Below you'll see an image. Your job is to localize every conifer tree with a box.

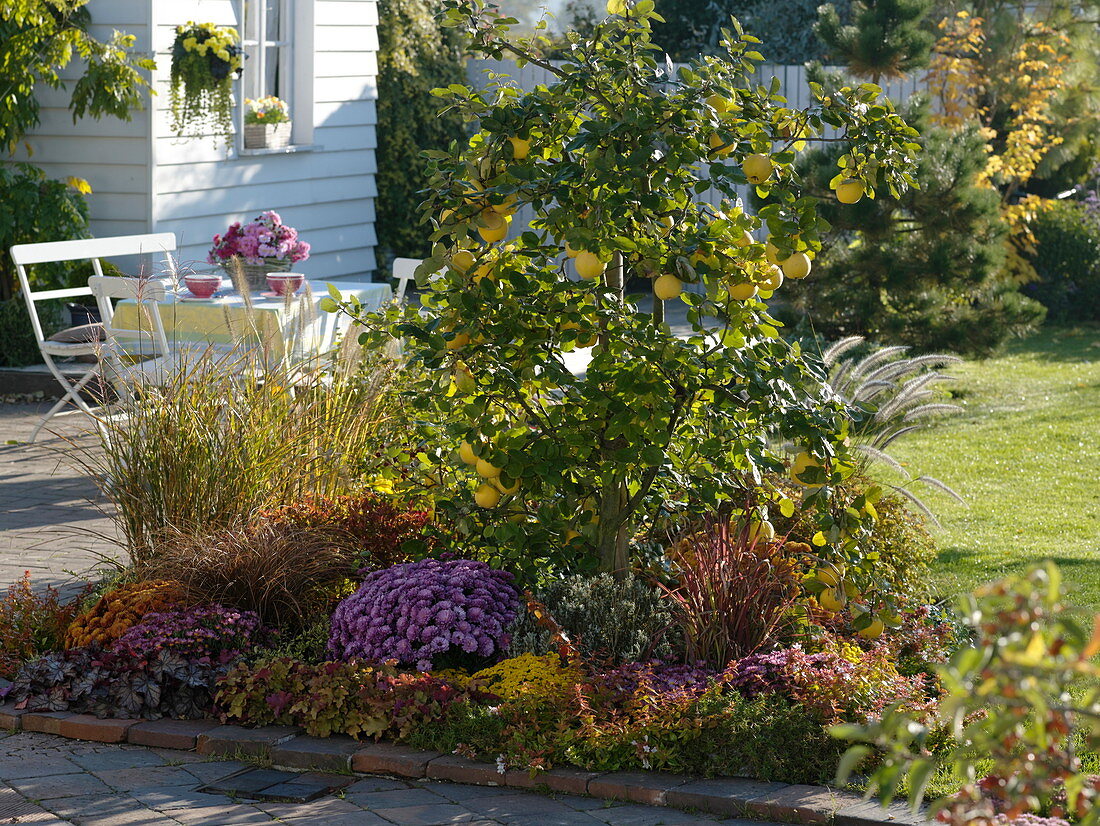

[815,0,935,82]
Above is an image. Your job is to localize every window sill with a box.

[236,143,321,158]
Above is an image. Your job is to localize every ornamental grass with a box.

[146,522,358,630]
[78,341,410,567]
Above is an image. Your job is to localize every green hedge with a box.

[374,0,466,267]
[1023,199,1100,322]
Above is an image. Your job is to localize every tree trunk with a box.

[596,482,630,575]
[596,251,630,576]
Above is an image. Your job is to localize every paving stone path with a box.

[0,403,121,594]
[0,730,770,826]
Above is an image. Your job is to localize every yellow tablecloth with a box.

[111,280,391,358]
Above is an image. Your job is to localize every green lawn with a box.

[883,325,1100,612]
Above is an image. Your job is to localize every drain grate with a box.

[198,767,354,803]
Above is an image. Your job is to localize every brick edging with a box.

[0,704,927,825]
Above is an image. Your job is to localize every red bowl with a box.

[184,274,222,298]
[267,273,305,296]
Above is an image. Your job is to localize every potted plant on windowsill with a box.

[208,211,311,292]
[244,96,292,149]
[169,21,244,145]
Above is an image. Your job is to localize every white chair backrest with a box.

[11,233,178,344]
[392,257,421,303]
[88,276,172,361]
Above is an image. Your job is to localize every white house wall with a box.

[13,6,152,241]
[151,0,379,279]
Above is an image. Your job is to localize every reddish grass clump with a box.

[660,520,802,667]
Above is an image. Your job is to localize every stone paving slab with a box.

[0,731,769,826]
[0,403,122,594]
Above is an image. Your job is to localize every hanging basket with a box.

[244,121,292,150]
[222,257,293,291]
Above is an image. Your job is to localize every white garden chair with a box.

[88,275,230,397]
[392,257,421,303]
[11,233,178,442]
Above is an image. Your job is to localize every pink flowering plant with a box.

[112,604,271,665]
[328,558,520,672]
[207,210,310,266]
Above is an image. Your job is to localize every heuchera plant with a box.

[208,210,310,266]
[2,647,226,720]
[328,558,520,671]
[112,604,270,665]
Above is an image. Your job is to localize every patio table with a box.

[111,279,391,359]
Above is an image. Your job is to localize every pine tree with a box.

[815,0,935,82]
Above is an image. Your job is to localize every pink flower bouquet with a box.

[208,210,310,267]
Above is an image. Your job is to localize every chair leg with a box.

[29,357,101,443]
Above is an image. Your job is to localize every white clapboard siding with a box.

[149,0,380,279]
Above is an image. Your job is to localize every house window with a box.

[242,0,292,104]
[238,0,315,149]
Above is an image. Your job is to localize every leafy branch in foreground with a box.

[834,563,1100,826]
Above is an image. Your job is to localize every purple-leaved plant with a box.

[112,604,270,665]
[328,559,520,671]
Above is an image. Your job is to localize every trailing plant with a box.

[506,573,680,664]
[0,572,90,680]
[660,520,802,666]
[146,523,359,630]
[111,604,271,665]
[64,580,187,649]
[216,657,464,739]
[78,346,410,562]
[836,564,1100,826]
[819,336,965,523]
[328,558,520,671]
[727,636,932,725]
[338,0,921,583]
[2,646,225,720]
[169,21,243,142]
[258,492,435,572]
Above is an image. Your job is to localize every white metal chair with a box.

[88,275,229,395]
[392,257,421,303]
[11,233,178,442]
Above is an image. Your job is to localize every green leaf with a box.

[833,744,872,785]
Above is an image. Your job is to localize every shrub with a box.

[1023,199,1100,322]
[469,654,582,701]
[3,647,225,720]
[328,559,520,671]
[660,521,802,666]
[79,347,411,564]
[0,572,90,679]
[64,580,186,649]
[506,573,680,664]
[375,0,466,261]
[146,524,359,630]
[112,604,270,665]
[258,492,434,572]
[216,657,464,739]
[727,637,931,724]
[775,473,937,599]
